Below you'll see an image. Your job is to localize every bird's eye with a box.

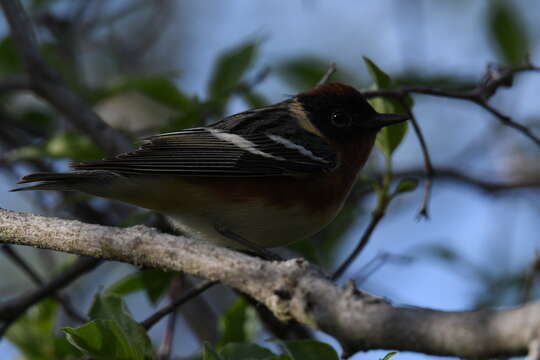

[330,111,351,127]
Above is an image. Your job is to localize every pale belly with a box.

[165,199,336,248]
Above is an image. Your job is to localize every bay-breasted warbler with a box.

[13,83,408,249]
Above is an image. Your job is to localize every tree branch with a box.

[362,63,540,147]
[142,280,217,330]
[1,208,540,358]
[0,75,31,92]
[1,244,86,323]
[0,255,99,337]
[393,167,540,193]
[0,0,132,155]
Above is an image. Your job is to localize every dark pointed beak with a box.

[364,112,409,129]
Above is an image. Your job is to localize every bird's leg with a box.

[214,224,282,261]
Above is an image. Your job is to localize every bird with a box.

[12,83,408,250]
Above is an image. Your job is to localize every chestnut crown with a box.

[296,83,408,141]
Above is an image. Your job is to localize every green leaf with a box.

[281,340,338,360]
[381,351,398,360]
[107,269,173,305]
[208,42,258,99]
[7,131,106,162]
[219,343,276,360]
[0,36,23,75]
[46,132,106,160]
[376,121,408,158]
[30,0,61,9]
[84,292,156,360]
[6,298,82,360]
[394,178,419,195]
[363,57,408,157]
[114,76,190,111]
[219,297,258,345]
[63,320,136,360]
[203,343,223,360]
[19,109,54,129]
[488,1,529,65]
[364,57,391,89]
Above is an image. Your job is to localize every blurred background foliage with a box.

[1,0,540,359]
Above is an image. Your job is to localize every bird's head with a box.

[295,83,409,143]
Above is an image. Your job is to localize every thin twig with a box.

[1,245,86,322]
[141,280,217,330]
[158,275,184,360]
[479,101,540,146]
[316,62,337,87]
[158,308,178,360]
[0,0,132,155]
[0,256,100,338]
[355,252,413,285]
[399,98,435,218]
[332,210,385,280]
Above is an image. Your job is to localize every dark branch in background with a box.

[0,0,132,155]
[0,244,85,323]
[141,280,217,330]
[362,62,540,147]
[0,1,139,336]
[0,256,100,338]
[0,75,30,92]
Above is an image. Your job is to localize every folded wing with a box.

[71,127,337,177]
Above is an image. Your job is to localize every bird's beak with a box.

[364,112,410,129]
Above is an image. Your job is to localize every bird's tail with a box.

[10,171,111,192]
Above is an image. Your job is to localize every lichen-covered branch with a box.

[1,208,539,358]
